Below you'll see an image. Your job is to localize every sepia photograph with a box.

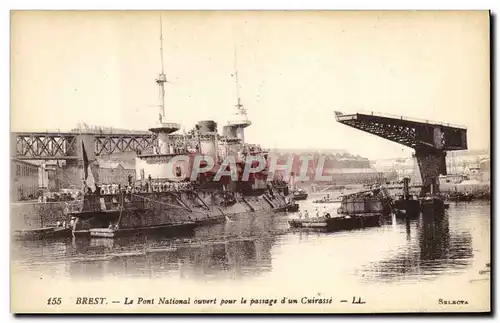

[9,10,491,314]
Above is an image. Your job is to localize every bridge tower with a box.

[148,15,180,154]
[334,112,468,196]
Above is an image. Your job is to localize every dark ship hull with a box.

[11,185,290,240]
[67,187,289,236]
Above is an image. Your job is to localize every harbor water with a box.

[11,194,491,312]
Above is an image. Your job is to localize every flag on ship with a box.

[82,141,96,192]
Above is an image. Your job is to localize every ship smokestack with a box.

[197,120,218,160]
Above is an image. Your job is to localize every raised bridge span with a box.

[334,111,468,196]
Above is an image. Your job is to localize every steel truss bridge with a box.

[12,131,158,160]
[12,131,239,161]
[334,111,468,196]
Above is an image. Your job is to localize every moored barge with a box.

[288,213,381,232]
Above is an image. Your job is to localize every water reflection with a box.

[61,237,276,281]
[11,213,283,282]
[11,202,489,287]
[361,212,474,283]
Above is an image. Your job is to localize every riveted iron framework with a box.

[94,133,157,156]
[334,112,468,196]
[13,132,158,160]
[14,132,78,160]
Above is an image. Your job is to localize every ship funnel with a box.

[197,120,218,134]
[197,120,218,159]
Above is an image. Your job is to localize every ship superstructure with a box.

[64,17,291,236]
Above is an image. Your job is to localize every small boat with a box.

[292,189,308,201]
[393,198,420,218]
[446,192,475,202]
[313,198,342,204]
[89,221,198,239]
[288,213,381,232]
[420,196,446,215]
[273,202,300,213]
[289,217,328,229]
[13,226,72,241]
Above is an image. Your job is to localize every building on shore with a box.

[44,161,63,192]
[479,158,490,182]
[97,160,135,185]
[11,159,39,201]
[22,160,64,193]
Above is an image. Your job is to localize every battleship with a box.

[12,19,292,240]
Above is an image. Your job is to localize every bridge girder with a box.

[335,112,468,196]
[12,132,158,160]
[335,112,467,151]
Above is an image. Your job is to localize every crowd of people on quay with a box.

[35,178,196,204]
[36,191,82,203]
[95,180,194,195]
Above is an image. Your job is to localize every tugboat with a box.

[392,177,420,218]
[292,188,308,201]
[419,183,446,216]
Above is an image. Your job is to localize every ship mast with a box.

[226,46,251,144]
[156,15,167,123]
[234,47,243,111]
[149,14,180,154]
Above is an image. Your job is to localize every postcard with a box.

[10,10,491,314]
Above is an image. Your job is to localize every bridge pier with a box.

[414,148,447,197]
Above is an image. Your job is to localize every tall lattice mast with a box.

[156,15,167,123]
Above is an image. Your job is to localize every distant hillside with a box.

[71,123,150,134]
[98,148,372,170]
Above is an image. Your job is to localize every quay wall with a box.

[11,201,68,231]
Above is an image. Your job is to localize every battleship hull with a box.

[11,188,289,239]
[72,189,289,233]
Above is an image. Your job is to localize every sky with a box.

[10,11,490,160]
